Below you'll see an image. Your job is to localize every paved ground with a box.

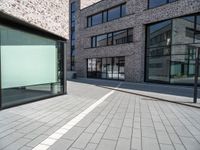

[70,78,200,107]
[0,80,200,150]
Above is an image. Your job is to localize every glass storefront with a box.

[0,23,66,108]
[87,57,125,80]
[146,14,200,85]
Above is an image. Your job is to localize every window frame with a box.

[87,3,126,28]
[148,0,177,9]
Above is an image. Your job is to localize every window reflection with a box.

[146,14,200,84]
[87,57,125,80]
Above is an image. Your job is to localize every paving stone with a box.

[72,133,93,149]
[3,138,30,150]
[103,127,120,140]
[0,132,24,149]
[62,127,85,140]
[142,137,160,150]
[96,139,116,150]
[19,146,33,150]
[131,137,141,150]
[26,135,48,147]
[180,136,200,150]
[85,122,101,133]
[90,132,103,144]
[48,139,73,150]
[84,143,97,150]
[160,144,175,150]
[116,138,130,150]
[120,126,132,139]
[157,131,172,145]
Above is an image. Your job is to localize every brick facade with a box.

[71,0,200,82]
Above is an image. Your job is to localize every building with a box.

[0,0,69,109]
[68,0,200,85]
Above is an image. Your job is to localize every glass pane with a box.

[102,58,107,78]
[128,28,133,42]
[147,20,171,48]
[108,33,113,46]
[92,13,102,26]
[71,2,76,12]
[149,0,167,8]
[87,17,92,27]
[96,58,102,78]
[147,47,170,57]
[0,24,64,107]
[91,37,96,48]
[121,4,126,17]
[146,56,170,82]
[103,11,107,23]
[113,58,119,79]
[96,34,107,47]
[113,30,127,45]
[107,58,113,79]
[108,6,121,21]
[119,57,125,74]
[195,16,200,43]
[172,16,195,45]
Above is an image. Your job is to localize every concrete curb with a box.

[99,86,200,109]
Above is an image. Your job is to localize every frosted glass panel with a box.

[0,25,58,89]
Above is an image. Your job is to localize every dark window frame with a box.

[148,0,177,9]
[91,28,133,48]
[145,13,200,86]
[87,3,126,28]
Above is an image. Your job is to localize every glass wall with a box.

[87,3,126,27]
[0,24,65,108]
[146,14,200,85]
[70,2,76,71]
[91,28,133,48]
[148,0,177,9]
[87,57,125,80]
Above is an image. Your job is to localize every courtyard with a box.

[0,80,199,150]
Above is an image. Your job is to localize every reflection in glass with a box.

[87,57,125,80]
[0,24,64,107]
[108,6,121,21]
[96,34,107,47]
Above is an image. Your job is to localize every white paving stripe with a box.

[32,83,121,150]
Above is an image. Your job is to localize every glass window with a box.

[121,4,126,17]
[91,36,96,48]
[147,56,170,82]
[147,20,172,48]
[103,11,108,23]
[92,13,102,26]
[96,34,107,47]
[0,24,65,107]
[195,16,200,43]
[113,30,128,45]
[108,6,121,21]
[128,28,133,42]
[87,57,125,80]
[149,0,177,8]
[87,17,92,27]
[71,2,76,12]
[172,16,195,45]
[87,3,126,27]
[146,14,200,85]
[149,0,167,8]
[108,33,113,46]
[102,58,107,79]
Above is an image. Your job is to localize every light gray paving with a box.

[0,81,200,150]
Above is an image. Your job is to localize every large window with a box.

[91,28,133,48]
[87,3,126,27]
[70,2,76,71]
[87,57,125,80]
[148,0,177,9]
[0,24,66,108]
[146,14,200,85]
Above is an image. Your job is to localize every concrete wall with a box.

[73,0,200,82]
[0,0,69,39]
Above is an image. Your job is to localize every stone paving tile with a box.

[96,139,117,150]
[1,81,200,150]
